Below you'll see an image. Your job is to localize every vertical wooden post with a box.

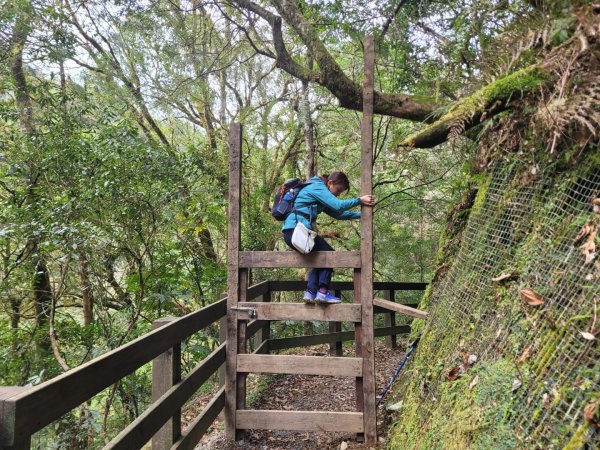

[151,317,181,450]
[0,387,30,450]
[360,34,376,444]
[329,289,343,356]
[225,123,242,440]
[353,269,364,426]
[384,290,397,348]
[236,269,248,440]
[254,289,271,354]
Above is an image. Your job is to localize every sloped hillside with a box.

[389,8,600,449]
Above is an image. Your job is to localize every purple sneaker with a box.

[315,291,341,304]
[303,290,316,304]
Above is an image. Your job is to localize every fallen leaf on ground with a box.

[340,441,348,450]
[469,375,480,390]
[492,272,516,283]
[512,379,522,392]
[580,228,597,265]
[574,223,594,243]
[520,288,544,306]
[583,401,599,425]
[592,198,600,214]
[517,346,532,363]
[580,331,596,341]
[445,366,461,381]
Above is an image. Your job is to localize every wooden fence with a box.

[0,280,425,450]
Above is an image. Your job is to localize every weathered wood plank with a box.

[268,325,411,351]
[360,34,376,444]
[373,298,428,320]
[170,387,225,450]
[1,299,226,443]
[238,251,361,268]
[225,122,242,439]
[268,280,427,292]
[237,354,362,377]
[107,344,225,450]
[234,302,361,322]
[236,410,364,432]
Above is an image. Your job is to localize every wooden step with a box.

[236,410,364,432]
[238,251,361,268]
[237,354,362,376]
[234,302,361,322]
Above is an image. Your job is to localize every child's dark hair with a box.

[319,171,350,193]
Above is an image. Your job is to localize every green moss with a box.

[402,66,549,147]
[562,422,589,450]
[390,359,520,450]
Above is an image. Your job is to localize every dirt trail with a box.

[185,340,408,449]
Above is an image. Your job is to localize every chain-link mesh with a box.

[391,152,599,449]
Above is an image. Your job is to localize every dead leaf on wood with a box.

[580,331,596,341]
[492,272,517,283]
[517,346,532,363]
[520,288,545,306]
[445,366,461,381]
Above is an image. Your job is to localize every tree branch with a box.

[228,0,442,121]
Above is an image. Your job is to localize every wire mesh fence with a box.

[391,154,599,449]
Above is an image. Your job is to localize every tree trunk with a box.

[80,252,94,325]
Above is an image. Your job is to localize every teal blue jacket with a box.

[282,176,361,231]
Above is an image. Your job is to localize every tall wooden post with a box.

[225,123,242,440]
[360,34,376,444]
[151,317,181,450]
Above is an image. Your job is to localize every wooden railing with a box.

[0,280,425,450]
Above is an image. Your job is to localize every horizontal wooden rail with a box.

[0,299,226,447]
[236,410,364,432]
[237,354,362,377]
[239,251,361,268]
[269,280,427,291]
[246,280,270,300]
[171,387,225,450]
[373,298,427,319]
[235,302,361,322]
[106,344,226,449]
[268,325,411,351]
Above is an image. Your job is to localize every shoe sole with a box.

[315,299,341,304]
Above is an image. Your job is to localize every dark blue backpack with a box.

[271,178,312,221]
